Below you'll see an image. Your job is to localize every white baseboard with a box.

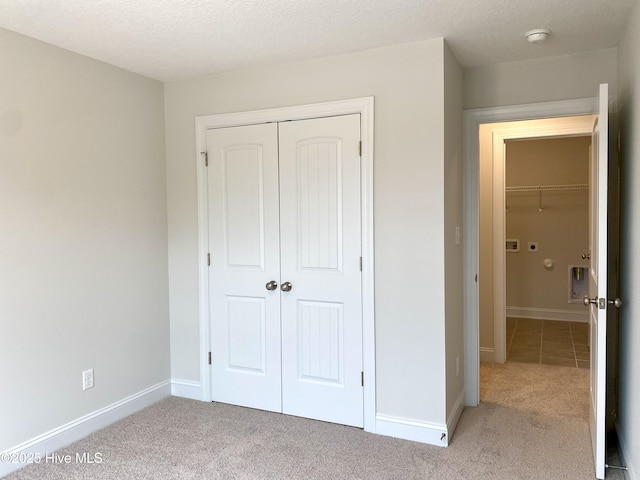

[446,389,465,442]
[480,347,494,362]
[170,379,203,401]
[506,306,588,323]
[616,422,637,480]
[375,414,449,447]
[0,380,171,478]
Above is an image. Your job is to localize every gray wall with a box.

[464,48,618,109]
[0,28,170,451]
[616,1,640,474]
[444,42,465,418]
[164,39,462,424]
[505,137,590,316]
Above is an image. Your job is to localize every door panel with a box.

[226,296,266,373]
[207,123,282,413]
[298,300,344,384]
[279,115,363,427]
[223,147,266,268]
[296,139,342,271]
[588,84,609,480]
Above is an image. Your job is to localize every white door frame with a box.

[194,97,376,432]
[463,97,597,406]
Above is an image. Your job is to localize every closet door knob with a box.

[281,282,293,292]
[265,281,278,291]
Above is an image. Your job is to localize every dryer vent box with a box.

[506,239,520,253]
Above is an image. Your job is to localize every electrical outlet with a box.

[456,356,460,377]
[82,369,94,391]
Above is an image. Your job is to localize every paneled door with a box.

[587,86,607,479]
[207,115,364,427]
[279,115,363,427]
[586,83,619,480]
[207,123,282,413]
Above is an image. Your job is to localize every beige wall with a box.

[0,28,169,450]
[617,1,640,474]
[464,48,618,110]
[165,40,461,424]
[478,117,594,353]
[505,137,590,315]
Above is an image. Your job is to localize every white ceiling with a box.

[0,0,635,82]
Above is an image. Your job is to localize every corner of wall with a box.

[617,420,639,480]
[443,37,465,422]
[0,382,170,478]
[170,379,204,401]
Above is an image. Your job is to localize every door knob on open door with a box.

[582,253,591,260]
[281,282,292,292]
[583,296,598,306]
[265,280,278,291]
[608,298,623,308]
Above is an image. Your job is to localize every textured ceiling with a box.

[0,0,635,82]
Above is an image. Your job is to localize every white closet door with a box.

[207,123,282,413]
[278,114,364,427]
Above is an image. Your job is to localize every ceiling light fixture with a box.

[525,28,551,44]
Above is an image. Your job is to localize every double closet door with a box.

[206,114,364,428]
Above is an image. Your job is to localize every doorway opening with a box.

[486,131,593,368]
[478,115,596,367]
[194,97,377,433]
[464,90,619,480]
[476,118,595,424]
[462,98,599,408]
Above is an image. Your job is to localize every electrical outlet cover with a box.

[83,369,94,390]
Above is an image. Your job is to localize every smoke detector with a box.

[525,29,551,43]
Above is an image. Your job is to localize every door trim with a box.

[194,97,376,432]
[463,97,597,407]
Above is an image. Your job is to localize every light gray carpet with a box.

[6,362,625,479]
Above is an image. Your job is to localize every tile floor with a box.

[506,317,590,369]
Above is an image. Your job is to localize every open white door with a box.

[587,83,608,480]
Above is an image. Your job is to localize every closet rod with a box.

[506,183,589,193]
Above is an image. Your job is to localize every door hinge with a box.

[361,371,364,387]
[201,151,208,167]
[208,352,212,365]
[359,141,362,157]
[359,257,363,271]
[207,253,210,266]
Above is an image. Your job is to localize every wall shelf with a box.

[506,183,589,193]
[505,184,589,212]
